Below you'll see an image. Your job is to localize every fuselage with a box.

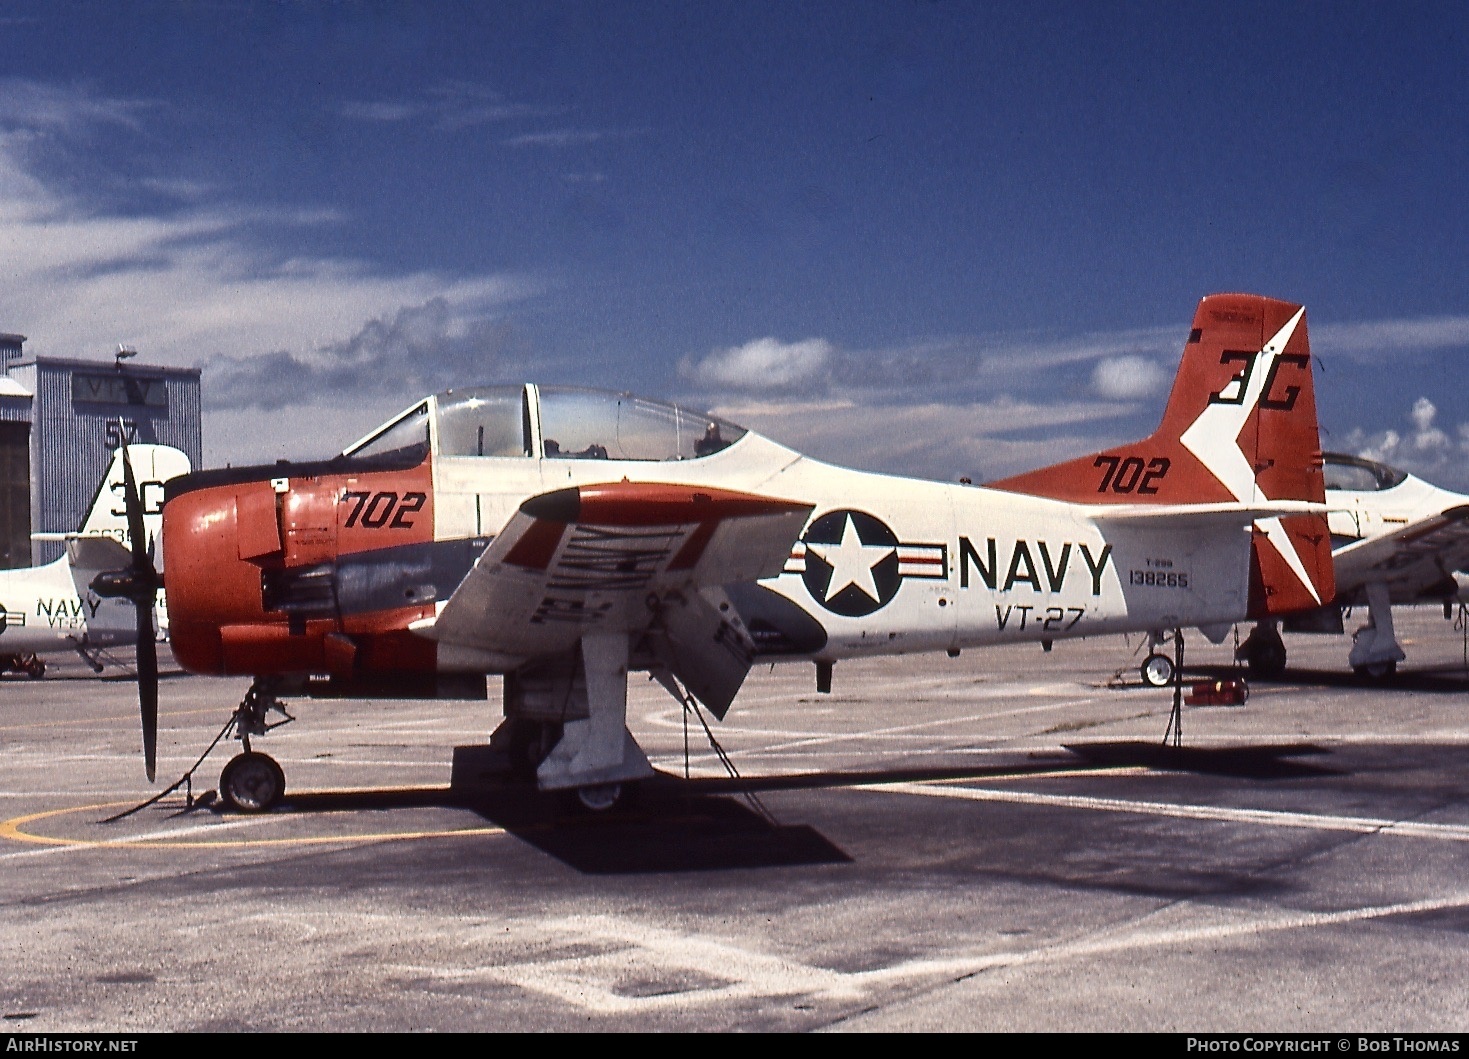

[1322,451,1469,606]
[1325,457,1468,544]
[0,554,137,654]
[162,384,1255,679]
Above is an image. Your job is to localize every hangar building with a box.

[0,332,203,568]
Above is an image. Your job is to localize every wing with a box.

[412,482,813,713]
[1331,504,1469,604]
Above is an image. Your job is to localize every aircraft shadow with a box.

[1061,740,1342,779]
[476,778,852,875]
[1183,662,1469,693]
[274,749,1173,875]
[223,777,849,875]
[182,744,1340,872]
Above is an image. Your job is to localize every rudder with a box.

[988,292,1333,614]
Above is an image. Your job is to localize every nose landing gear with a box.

[217,681,295,813]
[219,751,286,813]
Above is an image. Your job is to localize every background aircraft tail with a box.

[76,444,192,570]
[988,293,1333,617]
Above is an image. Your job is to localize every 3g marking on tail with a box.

[1208,349,1310,411]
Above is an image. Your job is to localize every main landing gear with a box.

[485,633,654,814]
[217,681,294,813]
[1347,581,1405,682]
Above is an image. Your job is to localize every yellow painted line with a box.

[0,797,508,849]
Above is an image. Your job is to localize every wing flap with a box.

[647,586,756,720]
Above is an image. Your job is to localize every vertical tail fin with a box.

[77,444,193,571]
[988,292,1333,615]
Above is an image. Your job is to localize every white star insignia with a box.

[806,514,894,603]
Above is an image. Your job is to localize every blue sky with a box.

[1,1,1467,487]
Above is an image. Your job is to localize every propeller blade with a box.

[114,423,161,783]
[117,427,149,569]
[137,603,158,783]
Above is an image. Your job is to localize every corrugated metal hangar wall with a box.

[0,334,203,567]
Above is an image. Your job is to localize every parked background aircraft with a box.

[103,292,1331,813]
[0,444,190,677]
[1245,451,1469,679]
[1129,451,1469,686]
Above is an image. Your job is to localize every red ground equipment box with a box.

[1184,678,1249,706]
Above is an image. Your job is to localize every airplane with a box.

[99,291,1333,814]
[0,444,191,678]
[1225,451,1469,683]
[1125,451,1469,687]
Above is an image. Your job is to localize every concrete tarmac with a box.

[2,610,1467,1032]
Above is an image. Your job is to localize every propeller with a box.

[89,429,162,782]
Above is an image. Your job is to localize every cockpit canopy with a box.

[341,384,747,463]
[1323,451,1409,492]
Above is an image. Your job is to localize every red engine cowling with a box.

[163,454,438,677]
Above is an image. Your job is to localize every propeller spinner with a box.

[89,429,163,781]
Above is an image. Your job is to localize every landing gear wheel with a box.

[574,782,623,813]
[23,658,44,679]
[1140,653,1175,687]
[219,752,285,813]
[1353,660,1398,682]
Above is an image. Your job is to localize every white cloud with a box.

[337,81,557,131]
[1090,355,1168,400]
[1313,316,1469,361]
[0,79,538,464]
[505,129,611,148]
[711,396,1127,481]
[679,337,834,392]
[0,77,154,132]
[677,325,1186,477]
[206,295,520,411]
[779,325,1183,406]
[1340,396,1469,490]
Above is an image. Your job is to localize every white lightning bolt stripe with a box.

[1255,515,1320,604]
[1178,306,1320,605]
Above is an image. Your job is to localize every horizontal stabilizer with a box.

[1090,500,1328,527]
[65,536,133,572]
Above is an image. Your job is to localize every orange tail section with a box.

[988,293,1333,617]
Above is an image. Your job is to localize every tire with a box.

[23,658,44,679]
[1140,653,1175,687]
[574,782,622,813]
[1353,660,1397,682]
[219,752,286,813]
